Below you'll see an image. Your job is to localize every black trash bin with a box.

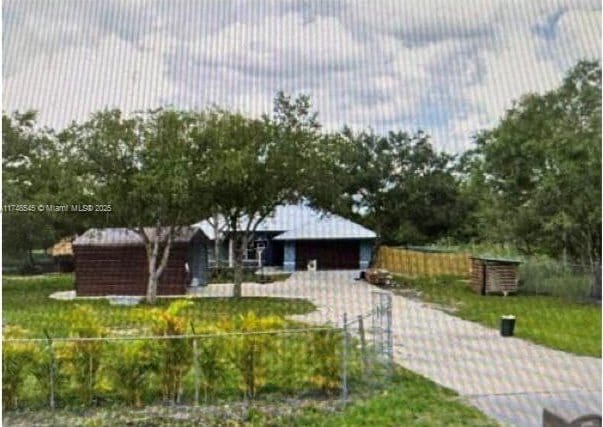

[500,315,516,337]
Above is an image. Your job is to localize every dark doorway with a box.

[295,240,359,270]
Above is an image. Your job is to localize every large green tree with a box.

[470,60,601,264]
[335,128,470,246]
[194,92,335,297]
[65,108,212,303]
[1,112,84,267]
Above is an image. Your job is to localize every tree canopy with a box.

[3,59,600,284]
[467,60,601,264]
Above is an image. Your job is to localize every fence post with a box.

[43,330,56,410]
[341,312,349,405]
[191,323,200,406]
[358,315,368,379]
[386,294,394,378]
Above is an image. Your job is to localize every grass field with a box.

[392,274,601,357]
[283,368,498,427]
[2,274,314,337]
[2,274,501,426]
[2,368,498,427]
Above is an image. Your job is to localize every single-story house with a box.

[73,204,375,296]
[73,227,208,296]
[194,203,376,272]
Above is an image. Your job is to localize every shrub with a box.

[150,300,194,404]
[191,325,229,403]
[29,339,70,409]
[106,340,159,407]
[263,334,308,393]
[61,305,107,406]
[2,325,35,410]
[223,311,285,399]
[306,329,342,395]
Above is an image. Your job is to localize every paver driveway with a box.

[190,270,602,427]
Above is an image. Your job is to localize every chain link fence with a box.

[2,292,394,424]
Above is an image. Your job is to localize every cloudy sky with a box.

[3,0,601,152]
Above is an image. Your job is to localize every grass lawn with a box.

[2,368,498,427]
[2,274,314,337]
[280,368,498,427]
[392,274,601,357]
[2,274,500,426]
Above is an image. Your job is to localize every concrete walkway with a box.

[190,271,602,427]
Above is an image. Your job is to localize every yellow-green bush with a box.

[191,324,229,403]
[29,340,70,409]
[2,325,35,410]
[150,300,194,403]
[223,311,285,399]
[106,340,160,407]
[61,305,107,405]
[306,329,342,395]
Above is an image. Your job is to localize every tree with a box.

[2,112,77,268]
[65,109,212,303]
[335,128,470,247]
[194,93,333,297]
[471,60,601,264]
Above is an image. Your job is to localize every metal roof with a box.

[73,227,205,246]
[193,204,376,241]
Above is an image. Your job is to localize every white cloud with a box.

[2,0,601,153]
[554,8,601,67]
[4,32,174,127]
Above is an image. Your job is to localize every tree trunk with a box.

[211,212,222,269]
[146,272,159,304]
[144,229,174,304]
[233,235,246,298]
[214,237,221,270]
[26,237,35,268]
[233,249,244,298]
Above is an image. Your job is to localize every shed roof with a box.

[73,227,205,246]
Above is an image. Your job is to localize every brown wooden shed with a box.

[470,256,521,296]
[73,227,208,296]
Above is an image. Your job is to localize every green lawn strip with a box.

[258,368,499,427]
[2,274,314,338]
[1,369,499,427]
[392,274,601,357]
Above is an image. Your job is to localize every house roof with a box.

[272,213,376,240]
[193,204,376,241]
[73,227,206,246]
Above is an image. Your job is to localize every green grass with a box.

[2,368,499,427]
[279,368,498,427]
[392,274,601,357]
[2,274,314,338]
[2,274,500,426]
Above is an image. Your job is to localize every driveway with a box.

[224,270,601,427]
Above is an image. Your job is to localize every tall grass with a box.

[519,259,594,300]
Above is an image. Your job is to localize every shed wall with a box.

[470,258,519,295]
[74,244,189,296]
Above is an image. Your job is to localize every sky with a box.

[3,0,601,152]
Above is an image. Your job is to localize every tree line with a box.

[3,60,601,301]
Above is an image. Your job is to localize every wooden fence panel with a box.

[375,246,471,277]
